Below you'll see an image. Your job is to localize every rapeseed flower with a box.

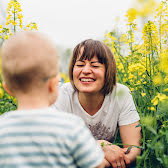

[141,92,146,97]
[153,73,164,85]
[135,0,157,17]
[26,22,38,31]
[142,21,159,55]
[60,73,69,83]
[6,0,23,32]
[151,93,167,106]
[0,87,4,98]
[150,106,156,111]
[105,1,168,167]
[126,8,137,23]
[160,49,168,73]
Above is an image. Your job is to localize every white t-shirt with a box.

[53,82,140,143]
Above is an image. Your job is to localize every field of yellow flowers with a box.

[105,0,168,167]
[0,0,167,167]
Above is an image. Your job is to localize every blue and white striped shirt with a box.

[0,107,104,168]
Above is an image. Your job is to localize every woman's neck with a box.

[78,92,105,116]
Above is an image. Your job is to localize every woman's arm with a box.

[119,121,142,165]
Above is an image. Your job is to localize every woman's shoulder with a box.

[59,82,75,94]
[110,83,131,99]
[116,83,130,92]
[111,83,130,93]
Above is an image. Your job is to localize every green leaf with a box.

[126,146,133,154]
[136,123,142,128]
[101,142,105,147]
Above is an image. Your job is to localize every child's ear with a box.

[48,77,58,93]
[2,82,15,96]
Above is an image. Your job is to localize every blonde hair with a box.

[1,31,58,93]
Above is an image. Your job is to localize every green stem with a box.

[136,133,163,167]
[101,142,143,149]
[159,13,162,51]
[14,6,16,33]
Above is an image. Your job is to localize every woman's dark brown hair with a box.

[69,39,117,95]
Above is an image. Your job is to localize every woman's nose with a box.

[82,64,92,74]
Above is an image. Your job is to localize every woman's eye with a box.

[76,64,84,67]
[92,65,99,68]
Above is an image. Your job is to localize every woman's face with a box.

[73,49,105,95]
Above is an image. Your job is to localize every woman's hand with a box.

[97,140,127,168]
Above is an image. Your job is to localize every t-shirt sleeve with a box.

[70,118,104,168]
[118,86,140,126]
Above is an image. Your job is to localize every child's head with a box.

[1,31,59,105]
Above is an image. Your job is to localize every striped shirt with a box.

[0,107,104,168]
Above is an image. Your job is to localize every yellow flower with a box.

[126,8,137,23]
[13,98,17,104]
[153,73,163,85]
[150,107,156,111]
[142,75,146,78]
[151,96,159,106]
[111,36,117,41]
[160,50,168,74]
[6,0,23,31]
[141,92,146,97]
[26,22,38,31]
[0,88,4,98]
[123,78,127,83]
[151,93,167,106]
[118,63,124,71]
[12,20,17,26]
[163,88,168,92]
[159,94,167,102]
[4,35,9,40]
[60,73,69,83]
[136,0,156,17]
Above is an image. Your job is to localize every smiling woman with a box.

[53,39,141,168]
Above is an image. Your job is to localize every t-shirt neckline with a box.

[74,91,108,118]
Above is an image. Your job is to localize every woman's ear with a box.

[2,82,15,96]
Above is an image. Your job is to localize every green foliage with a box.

[0,76,17,114]
[105,0,168,167]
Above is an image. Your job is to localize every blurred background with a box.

[1,0,158,74]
